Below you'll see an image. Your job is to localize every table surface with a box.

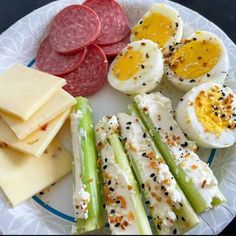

[0,0,235,235]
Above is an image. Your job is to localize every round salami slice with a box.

[101,31,130,57]
[83,0,130,45]
[49,5,101,54]
[63,44,108,97]
[36,37,86,76]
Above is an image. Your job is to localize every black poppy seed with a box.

[108,180,111,185]
[222,92,226,96]
[215,112,219,116]
[126,121,131,125]
[111,209,115,214]
[175,22,179,27]
[109,187,114,192]
[39,191,44,195]
[158,127,161,131]
[170,126,173,131]
[139,20,143,24]
[124,137,127,142]
[180,98,183,102]
[142,152,146,157]
[145,200,150,205]
[141,64,145,69]
[116,200,120,204]
[114,223,120,227]
[233,114,236,117]
[173,228,177,234]
[126,126,130,130]
[150,173,155,178]
[171,177,174,179]
[190,79,196,83]
[223,84,227,88]
[142,83,146,86]
[103,204,106,208]
[153,176,157,182]
[157,224,161,231]
[143,133,147,138]
[193,38,197,41]
[221,114,226,118]
[164,192,169,196]
[141,42,146,46]
[161,186,165,190]
[218,97,223,101]
[181,142,188,148]
[103,165,107,170]
[141,183,145,189]
[179,202,183,207]
[105,158,108,163]
[207,73,210,77]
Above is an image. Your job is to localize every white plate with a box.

[0,0,236,234]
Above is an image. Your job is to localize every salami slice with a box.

[101,31,130,57]
[36,37,86,76]
[63,44,108,97]
[49,5,101,54]
[83,0,130,45]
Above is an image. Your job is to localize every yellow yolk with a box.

[170,40,221,79]
[194,86,235,136]
[112,48,144,81]
[132,13,175,48]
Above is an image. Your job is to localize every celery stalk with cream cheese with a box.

[117,112,199,234]
[131,92,225,214]
[95,115,152,235]
[71,97,104,234]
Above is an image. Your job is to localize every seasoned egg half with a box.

[108,39,164,94]
[176,82,236,148]
[165,31,229,91]
[131,3,183,52]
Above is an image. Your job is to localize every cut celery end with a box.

[127,104,199,234]
[73,97,104,234]
[129,102,211,214]
[108,133,153,235]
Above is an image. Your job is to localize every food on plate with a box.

[36,37,87,76]
[131,3,183,52]
[108,39,164,94]
[0,89,76,140]
[83,0,130,46]
[63,44,108,97]
[176,83,236,148]
[132,92,225,214]
[101,31,130,57]
[165,31,229,91]
[95,115,152,235]
[0,138,72,207]
[0,64,66,120]
[49,5,101,54]
[117,113,199,234]
[0,109,70,158]
[70,97,103,234]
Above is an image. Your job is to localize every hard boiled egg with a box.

[108,39,164,94]
[131,3,183,52]
[165,31,229,91]
[176,82,236,148]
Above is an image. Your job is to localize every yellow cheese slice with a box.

[0,138,72,207]
[0,64,66,121]
[0,89,76,139]
[0,109,70,157]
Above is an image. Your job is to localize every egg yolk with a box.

[132,13,175,48]
[112,48,144,81]
[194,86,235,136]
[170,39,221,79]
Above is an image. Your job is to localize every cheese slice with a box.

[0,138,72,207]
[0,64,66,121]
[0,109,70,157]
[0,89,76,139]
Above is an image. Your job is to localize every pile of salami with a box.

[36,0,130,97]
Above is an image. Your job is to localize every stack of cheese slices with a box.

[0,64,76,207]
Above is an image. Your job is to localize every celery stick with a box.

[95,116,152,235]
[129,102,219,214]
[71,97,104,234]
[119,111,199,234]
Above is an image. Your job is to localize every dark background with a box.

[0,0,235,234]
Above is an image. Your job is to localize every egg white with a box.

[108,39,164,95]
[165,31,229,92]
[130,3,183,53]
[176,82,236,148]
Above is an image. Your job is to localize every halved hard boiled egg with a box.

[108,39,164,94]
[165,31,229,91]
[131,3,183,52]
[176,82,236,148]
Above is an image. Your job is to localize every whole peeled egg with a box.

[108,39,164,94]
[176,82,236,148]
[165,31,229,91]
